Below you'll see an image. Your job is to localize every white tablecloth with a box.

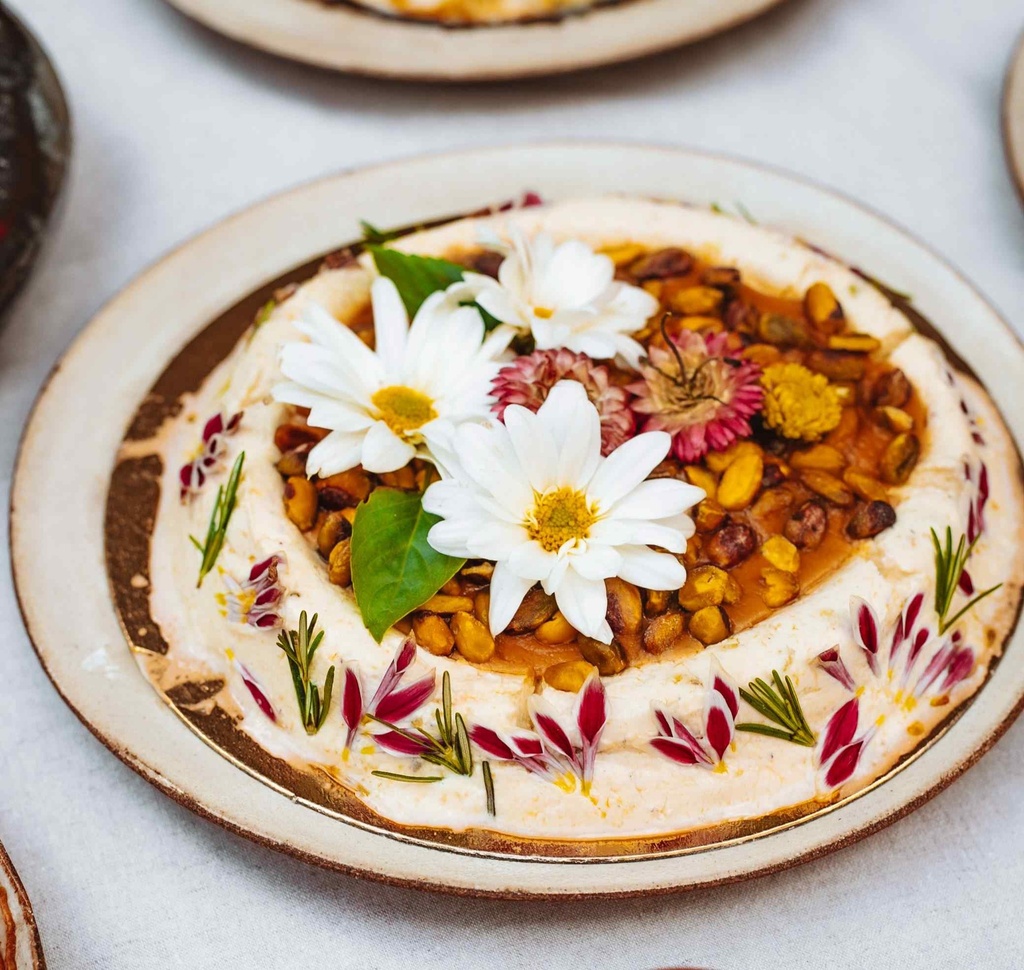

[3,0,1024,966]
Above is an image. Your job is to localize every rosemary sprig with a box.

[189,451,244,587]
[931,527,1002,635]
[276,611,335,735]
[736,670,816,747]
[371,770,443,784]
[482,761,495,817]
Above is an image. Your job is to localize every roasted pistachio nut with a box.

[669,286,724,317]
[275,449,308,478]
[413,613,455,657]
[757,313,812,348]
[761,462,789,489]
[706,521,757,569]
[751,486,797,523]
[717,450,764,511]
[784,500,828,549]
[630,247,693,280]
[679,565,740,612]
[644,589,672,616]
[804,282,845,333]
[761,535,800,573]
[420,593,475,614]
[761,567,799,608]
[706,440,762,474]
[880,433,921,485]
[316,468,372,506]
[876,406,914,433]
[328,538,352,586]
[507,587,558,633]
[317,510,352,558]
[274,422,326,453]
[827,333,881,353]
[800,469,855,507]
[450,612,497,663]
[683,464,718,500]
[790,444,845,474]
[689,606,731,645]
[544,660,597,693]
[847,500,897,539]
[806,349,866,383]
[695,499,727,533]
[577,636,628,676]
[843,469,888,503]
[535,612,577,644]
[473,590,490,626]
[702,266,742,288]
[460,561,495,585]
[643,612,687,654]
[605,578,643,638]
[871,368,912,408]
[283,476,318,531]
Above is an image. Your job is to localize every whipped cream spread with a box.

[145,199,1024,842]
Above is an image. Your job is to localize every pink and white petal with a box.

[488,561,537,636]
[306,431,365,478]
[609,479,705,521]
[554,568,611,642]
[587,431,672,508]
[360,421,417,473]
[614,545,686,590]
[703,692,734,762]
[369,277,410,375]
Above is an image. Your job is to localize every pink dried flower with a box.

[651,661,737,768]
[490,348,634,456]
[340,638,435,753]
[628,331,763,462]
[818,697,873,789]
[220,554,286,629]
[179,411,242,501]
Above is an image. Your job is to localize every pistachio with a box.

[761,462,788,489]
[876,406,914,433]
[413,613,455,656]
[440,577,463,596]
[827,333,881,353]
[880,433,920,485]
[606,578,643,639]
[761,567,799,608]
[717,450,764,511]
[316,468,371,506]
[274,422,327,453]
[378,466,417,489]
[757,313,812,348]
[601,243,647,267]
[784,500,828,549]
[695,499,727,533]
[275,449,308,478]
[543,660,597,692]
[705,521,757,569]
[761,535,800,573]
[328,538,352,586]
[450,612,496,663]
[871,368,911,408]
[463,249,503,278]
[827,407,860,444]
[643,612,686,654]
[473,590,490,626]
[790,444,846,474]
[630,247,693,280]
[804,282,845,334]
[706,440,762,474]
[724,299,759,333]
[535,612,577,644]
[284,476,318,531]
[702,266,742,288]
[460,561,495,584]
[689,606,731,645]
[577,636,628,676]
[682,534,703,568]
[800,469,855,507]
[751,486,797,528]
[683,464,718,501]
[806,349,866,383]
[420,593,475,614]
[679,565,740,611]
[742,343,782,368]
[843,469,888,503]
[507,587,558,633]
[678,315,724,334]
[317,510,352,558]
[847,500,897,539]
[669,286,724,317]
[644,589,672,616]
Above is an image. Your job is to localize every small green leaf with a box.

[350,488,465,642]
[360,220,403,245]
[367,245,466,318]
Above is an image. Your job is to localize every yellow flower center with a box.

[371,385,437,437]
[525,487,597,552]
[760,362,842,442]
[533,306,555,319]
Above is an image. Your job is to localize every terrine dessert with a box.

[134,196,1024,845]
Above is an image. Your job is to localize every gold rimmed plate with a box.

[0,841,45,970]
[159,0,789,81]
[11,143,1024,898]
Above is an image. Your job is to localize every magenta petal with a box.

[941,648,975,692]
[815,647,856,691]
[203,413,224,441]
[915,641,955,697]
[374,673,435,723]
[712,673,739,719]
[824,740,866,788]
[509,734,545,759]
[651,737,703,766]
[820,698,859,765]
[373,730,429,756]
[958,570,975,596]
[851,596,880,674]
[238,664,276,722]
[342,668,363,735]
[576,675,607,748]
[533,712,576,762]
[704,693,734,762]
[469,725,515,760]
[394,637,416,674]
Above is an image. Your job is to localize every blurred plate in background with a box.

[0,840,45,970]
[1003,30,1024,207]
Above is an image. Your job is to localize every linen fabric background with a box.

[2,0,1023,966]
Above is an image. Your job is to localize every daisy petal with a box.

[587,431,672,508]
[555,568,611,642]
[360,421,416,473]
[616,546,686,590]
[369,277,410,374]
[488,562,537,636]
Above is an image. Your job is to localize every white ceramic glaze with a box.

[11,144,1024,897]
[158,0,786,80]
[1003,31,1024,207]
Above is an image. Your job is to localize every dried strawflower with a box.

[490,348,634,455]
[760,362,841,442]
[628,328,763,463]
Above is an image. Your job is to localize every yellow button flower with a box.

[761,362,842,441]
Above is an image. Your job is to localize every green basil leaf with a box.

[360,220,403,245]
[367,245,466,318]
[350,488,465,643]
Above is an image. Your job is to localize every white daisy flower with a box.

[461,232,658,369]
[273,277,511,477]
[422,381,704,644]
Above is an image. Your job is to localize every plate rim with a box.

[0,840,46,970]
[158,0,790,81]
[10,140,1024,899]
[1001,27,1024,209]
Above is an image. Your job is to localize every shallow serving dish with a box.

[11,143,1024,897]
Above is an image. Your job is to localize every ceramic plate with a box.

[11,144,1024,898]
[0,5,71,319]
[160,0,787,80]
[0,841,45,970]
[1003,30,1024,208]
